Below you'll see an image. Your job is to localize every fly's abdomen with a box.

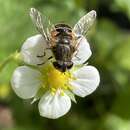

[53,44,71,62]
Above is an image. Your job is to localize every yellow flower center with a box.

[40,63,73,94]
[48,68,68,89]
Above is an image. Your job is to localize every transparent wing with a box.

[30,8,53,41]
[73,10,96,36]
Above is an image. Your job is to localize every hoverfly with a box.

[30,8,96,72]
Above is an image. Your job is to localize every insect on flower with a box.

[11,8,100,119]
[30,8,96,72]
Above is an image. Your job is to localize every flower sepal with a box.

[31,87,47,104]
[64,90,77,103]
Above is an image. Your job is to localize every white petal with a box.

[70,66,100,97]
[38,90,71,119]
[21,34,53,65]
[72,36,92,65]
[11,66,42,99]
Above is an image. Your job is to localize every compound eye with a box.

[67,29,72,33]
[56,28,62,32]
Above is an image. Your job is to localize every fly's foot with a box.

[37,56,53,66]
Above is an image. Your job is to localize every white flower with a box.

[11,34,100,119]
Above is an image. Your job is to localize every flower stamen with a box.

[41,64,72,94]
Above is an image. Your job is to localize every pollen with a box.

[47,66,69,89]
[40,64,72,93]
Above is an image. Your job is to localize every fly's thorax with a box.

[50,23,73,45]
[55,35,72,45]
[52,43,74,62]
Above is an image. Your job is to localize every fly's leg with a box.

[73,49,81,61]
[37,51,46,65]
[37,62,45,65]
[75,53,81,61]
[37,51,46,58]
[48,56,53,60]
[37,56,53,65]
[36,46,52,58]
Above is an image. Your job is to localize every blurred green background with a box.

[0,0,130,130]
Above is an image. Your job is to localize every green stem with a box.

[0,52,20,72]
